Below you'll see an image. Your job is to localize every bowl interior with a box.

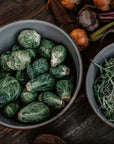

[86,43,114,128]
[0,20,82,129]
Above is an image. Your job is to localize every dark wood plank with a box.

[0,0,114,144]
[47,0,77,34]
[34,134,67,144]
[0,0,56,27]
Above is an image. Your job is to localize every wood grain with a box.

[48,0,77,34]
[0,0,56,27]
[0,0,114,144]
[34,134,67,144]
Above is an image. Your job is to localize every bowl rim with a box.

[86,43,114,128]
[0,20,83,129]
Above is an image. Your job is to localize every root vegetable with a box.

[77,7,99,31]
[60,0,81,10]
[93,0,112,11]
[70,28,89,51]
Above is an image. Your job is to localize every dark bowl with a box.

[0,20,83,129]
[86,43,114,128]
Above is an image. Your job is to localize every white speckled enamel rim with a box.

[0,20,83,129]
[86,43,114,128]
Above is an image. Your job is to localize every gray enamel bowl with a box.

[0,20,83,129]
[86,43,114,128]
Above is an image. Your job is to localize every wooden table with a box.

[0,0,114,144]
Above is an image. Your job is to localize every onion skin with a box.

[93,0,112,11]
[70,28,89,51]
[60,0,81,10]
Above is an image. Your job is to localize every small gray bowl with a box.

[0,20,83,129]
[86,43,114,128]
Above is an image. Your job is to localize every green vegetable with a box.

[0,51,11,71]
[27,49,37,59]
[38,39,55,59]
[51,45,67,67]
[0,28,75,124]
[27,58,49,79]
[18,102,50,123]
[26,73,55,92]
[12,45,37,59]
[18,30,41,49]
[93,58,114,122]
[39,92,65,110]
[0,76,21,108]
[3,102,19,118]
[7,50,31,71]
[16,70,29,86]
[90,22,114,42]
[56,80,73,102]
[12,45,21,51]
[63,74,74,82]
[49,64,70,79]
[20,88,37,104]
[0,71,11,80]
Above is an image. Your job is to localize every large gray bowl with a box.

[86,43,114,128]
[0,20,83,129]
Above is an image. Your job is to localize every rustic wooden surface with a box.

[34,134,67,144]
[0,0,114,144]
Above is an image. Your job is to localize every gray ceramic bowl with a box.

[0,20,83,129]
[86,43,114,128]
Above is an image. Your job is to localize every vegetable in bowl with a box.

[50,45,67,67]
[18,102,51,123]
[0,76,21,108]
[56,80,74,102]
[27,58,49,79]
[3,102,19,118]
[16,70,29,86]
[38,39,55,59]
[93,58,114,122]
[0,28,75,124]
[39,92,65,110]
[7,50,31,71]
[26,73,56,92]
[18,30,41,49]
[0,51,11,71]
[20,88,37,104]
[49,64,70,79]
[86,43,114,128]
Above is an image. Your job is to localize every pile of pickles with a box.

[0,29,74,123]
